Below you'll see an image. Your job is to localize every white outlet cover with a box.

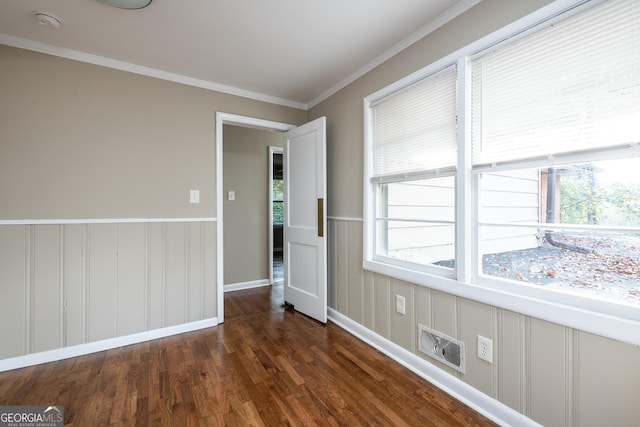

[477,335,493,363]
[395,295,406,315]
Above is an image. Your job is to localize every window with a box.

[364,0,640,331]
[367,66,458,276]
[471,0,640,307]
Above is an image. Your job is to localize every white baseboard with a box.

[224,279,270,292]
[0,317,219,372]
[327,308,541,427]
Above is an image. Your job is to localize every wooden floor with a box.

[0,284,497,426]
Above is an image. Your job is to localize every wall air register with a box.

[418,324,465,373]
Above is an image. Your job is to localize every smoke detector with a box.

[35,12,61,29]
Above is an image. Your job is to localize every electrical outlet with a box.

[395,295,406,315]
[477,335,493,363]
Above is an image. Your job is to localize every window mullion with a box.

[456,56,473,283]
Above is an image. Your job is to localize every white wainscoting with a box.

[0,219,217,363]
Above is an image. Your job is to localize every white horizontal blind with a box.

[371,66,457,180]
[471,0,640,167]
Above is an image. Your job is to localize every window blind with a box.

[371,66,457,181]
[471,0,640,167]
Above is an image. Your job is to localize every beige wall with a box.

[223,125,283,285]
[0,44,306,360]
[0,44,306,220]
[312,1,640,426]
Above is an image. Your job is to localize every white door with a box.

[283,117,327,323]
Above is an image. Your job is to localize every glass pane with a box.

[479,157,640,306]
[377,176,456,269]
[480,227,640,305]
[480,158,640,227]
[378,220,455,268]
[273,179,283,202]
[272,201,283,224]
[382,176,455,222]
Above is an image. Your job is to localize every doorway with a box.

[269,147,284,286]
[216,113,296,323]
[216,113,327,324]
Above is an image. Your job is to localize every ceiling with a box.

[0,0,477,109]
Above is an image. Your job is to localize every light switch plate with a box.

[227,191,235,201]
[190,190,200,204]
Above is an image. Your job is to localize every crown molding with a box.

[0,34,308,111]
[307,0,482,109]
[2,0,481,111]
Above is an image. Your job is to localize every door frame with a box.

[268,146,284,285]
[215,112,296,323]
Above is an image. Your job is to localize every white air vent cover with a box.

[418,324,465,373]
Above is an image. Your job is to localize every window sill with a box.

[363,259,640,346]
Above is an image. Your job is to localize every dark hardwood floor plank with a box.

[0,283,497,426]
[306,346,414,427]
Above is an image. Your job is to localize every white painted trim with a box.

[363,258,640,346]
[363,97,375,264]
[217,113,297,133]
[327,216,363,223]
[1,0,584,112]
[216,115,225,324]
[456,56,473,284]
[0,218,216,226]
[0,317,218,372]
[328,308,542,427]
[224,279,271,293]
[216,112,297,323]
[307,0,482,109]
[0,34,307,111]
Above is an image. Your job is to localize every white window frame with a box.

[367,63,459,280]
[363,0,640,346]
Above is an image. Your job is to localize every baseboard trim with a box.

[0,317,219,372]
[224,279,270,292]
[327,308,540,427]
